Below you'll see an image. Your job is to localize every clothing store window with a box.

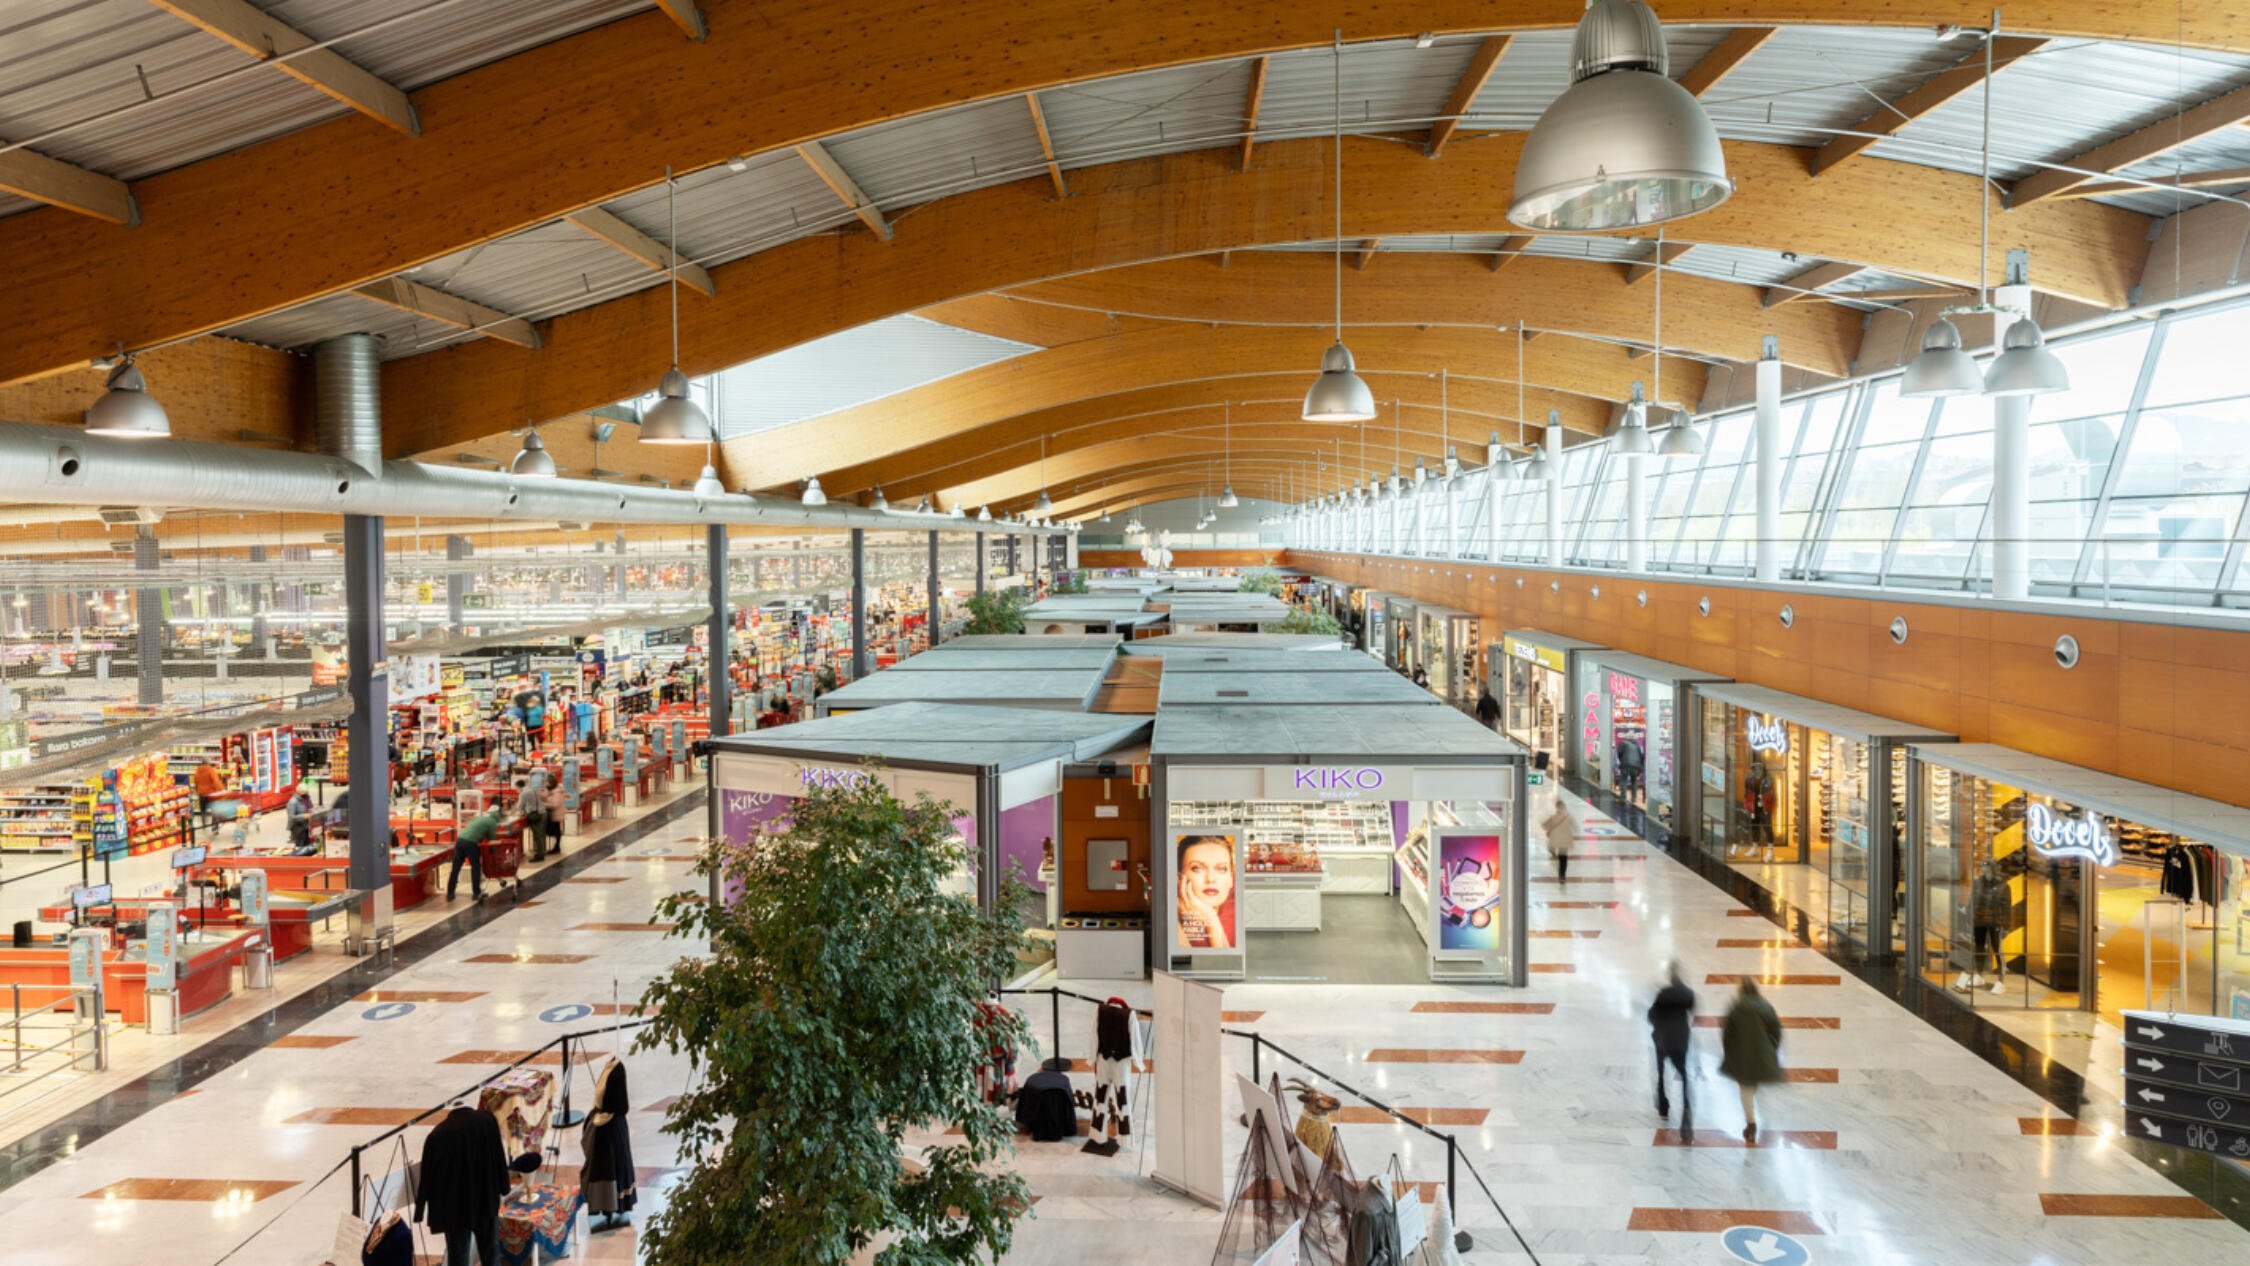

[1496,633,1595,770]
[1572,653,1726,833]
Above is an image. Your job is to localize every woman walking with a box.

[1540,794,1574,885]
[1719,978,1785,1142]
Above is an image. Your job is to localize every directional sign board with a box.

[1721,1225,1810,1266]
[361,1001,417,1022]
[539,1003,593,1024]
[2122,1009,2250,1162]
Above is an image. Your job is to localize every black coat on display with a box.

[581,1058,638,1215]
[1015,1068,1079,1142]
[414,1106,509,1235]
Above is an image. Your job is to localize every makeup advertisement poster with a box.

[1172,830,1240,954]
[1435,831,1503,953]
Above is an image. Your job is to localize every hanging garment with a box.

[360,1211,414,1266]
[1015,1068,1078,1142]
[2161,846,2198,904]
[1088,998,1134,1143]
[579,1058,637,1216]
[1348,1176,1404,1266]
[414,1106,509,1241]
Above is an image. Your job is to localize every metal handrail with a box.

[0,982,107,1104]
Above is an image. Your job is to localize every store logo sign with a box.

[1293,767,1386,792]
[798,766,872,791]
[1746,716,1788,755]
[2025,803,2116,867]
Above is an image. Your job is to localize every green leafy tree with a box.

[1271,606,1342,637]
[636,773,1032,1265]
[1049,571,1090,595]
[1236,567,1283,595]
[960,589,1028,635]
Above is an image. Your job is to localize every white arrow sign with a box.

[2137,1024,2167,1041]
[2140,1117,2163,1138]
[2136,1087,2167,1104]
[1742,1233,1787,1263]
[2136,1057,2165,1072]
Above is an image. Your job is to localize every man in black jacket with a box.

[416,1104,508,1266]
[1647,961,1697,1142]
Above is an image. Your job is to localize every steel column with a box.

[927,530,942,647]
[444,534,470,630]
[849,527,869,681]
[342,514,392,897]
[133,526,162,705]
[975,533,987,595]
[706,523,730,739]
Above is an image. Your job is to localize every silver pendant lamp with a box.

[1510,0,1732,232]
[1644,227,1703,457]
[1985,291,2068,396]
[869,485,890,512]
[640,169,714,444]
[1218,402,1240,506]
[85,355,171,438]
[1522,410,1557,480]
[510,427,558,478]
[1613,386,1656,457]
[1302,31,1378,422]
[1032,435,1054,514]
[800,475,825,506]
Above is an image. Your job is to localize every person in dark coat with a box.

[415,1104,508,1266]
[1719,978,1785,1142]
[1647,961,1697,1140]
[581,1057,637,1224]
[1474,687,1502,732]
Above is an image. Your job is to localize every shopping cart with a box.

[480,827,525,903]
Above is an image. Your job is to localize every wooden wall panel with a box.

[1290,550,2250,809]
[1058,774,1151,916]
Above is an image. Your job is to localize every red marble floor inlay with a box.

[569,922,678,932]
[80,1178,298,1202]
[589,1003,650,1016]
[269,1034,356,1049]
[1364,1048,1524,1065]
[1528,963,1577,973]
[438,1048,604,1067]
[1653,1129,1837,1149]
[1705,973,1841,986]
[1411,1001,1556,1015]
[1222,1010,1265,1022]
[640,1095,680,1115]
[284,1106,429,1126]
[2039,1194,2224,1219]
[1335,1106,1491,1126]
[1783,1068,1840,1083]
[1530,930,1603,939]
[465,952,594,964]
[1695,1015,1841,1030]
[1715,938,1804,948]
[1627,1208,1827,1235]
[562,876,630,885]
[2021,1117,2092,1135]
[354,990,485,1004]
[1539,901,1619,909]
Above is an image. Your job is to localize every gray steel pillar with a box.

[975,533,987,595]
[444,534,471,630]
[247,544,272,657]
[1754,337,1783,582]
[927,530,941,647]
[849,528,869,680]
[134,526,162,705]
[342,514,391,897]
[706,523,731,738]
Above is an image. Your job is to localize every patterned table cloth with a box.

[498,1182,583,1265]
[478,1068,556,1161]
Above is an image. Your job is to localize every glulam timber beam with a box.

[1811,36,2048,176]
[1491,235,1535,272]
[351,277,541,349]
[2056,166,2250,200]
[1355,239,1382,269]
[1240,57,1269,170]
[651,0,707,40]
[1763,260,1867,306]
[374,135,2138,456]
[1675,27,1777,98]
[794,140,891,239]
[1026,94,1068,197]
[950,435,1452,509]
[564,206,716,296]
[1427,36,1511,159]
[148,0,418,135]
[0,147,137,225]
[1624,240,1694,285]
[2012,82,2250,206]
[1001,251,1863,375]
[1,0,2199,387]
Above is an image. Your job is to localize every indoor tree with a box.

[1236,567,1283,595]
[636,769,1033,1265]
[959,588,1028,635]
[1270,607,1342,637]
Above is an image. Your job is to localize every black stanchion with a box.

[349,1145,363,1218]
[553,1032,587,1129]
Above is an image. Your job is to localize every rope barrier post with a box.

[349,1145,363,1219]
[554,1032,586,1129]
[1042,987,1067,1072]
[1446,1134,1472,1251]
[1251,1033,1261,1085]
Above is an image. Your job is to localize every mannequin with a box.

[1734,762,1775,861]
[1961,862,2010,994]
[415,1103,508,1266]
[1083,997,1135,1156]
[580,1057,637,1227]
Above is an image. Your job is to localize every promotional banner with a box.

[1172,831,1240,953]
[391,653,442,703]
[1435,831,1504,952]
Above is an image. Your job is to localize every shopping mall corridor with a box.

[0,788,2238,1264]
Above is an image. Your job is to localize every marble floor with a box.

[0,786,2241,1264]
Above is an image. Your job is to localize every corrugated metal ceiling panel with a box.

[1700,25,1968,150]
[408,221,659,326]
[606,153,859,273]
[1038,59,1251,171]
[1669,243,1809,288]
[821,95,1049,208]
[1252,37,1481,142]
[220,290,425,355]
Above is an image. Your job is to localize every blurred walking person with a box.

[1720,977,1785,1142]
[1648,961,1697,1142]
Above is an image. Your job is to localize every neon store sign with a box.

[2024,803,2117,867]
[1746,715,1788,755]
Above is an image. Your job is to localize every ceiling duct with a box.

[95,506,162,527]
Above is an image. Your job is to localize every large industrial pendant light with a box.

[1613,385,1655,456]
[1218,402,1240,507]
[1439,370,1460,479]
[509,427,557,478]
[85,355,170,438]
[1302,32,1378,423]
[1510,0,1732,231]
[1032,436,1055,514]
[640,168,713,444]
[1646,231,1703,457]
[800,475,826,506]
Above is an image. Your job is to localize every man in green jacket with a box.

[448,807,501,901]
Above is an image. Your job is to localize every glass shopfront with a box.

[1492,630,1602,768]
[1359,592,1393,660]
[1414,605,1482,712]
[1571,651,1727,832]
[1691,685,1954,961]
[1385,598,1421,675]
[1912,744,2250,1031]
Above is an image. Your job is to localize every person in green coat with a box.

[1719,978,1784,1142]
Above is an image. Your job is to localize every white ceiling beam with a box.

[0,145,137,225]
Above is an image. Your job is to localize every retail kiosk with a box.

[1491,630,1604,770]
[1382,597,1421,673]
[1164,593,1291,633]
[1022,595,1166,636]
[812,661,1113,717]
[708,703,1149,927]
[1908,744,2250,1033]
[1412,604,1483,712]
[1688,683,1956,961]
[1570,650,1729,835]
[1153,703,1527,986]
